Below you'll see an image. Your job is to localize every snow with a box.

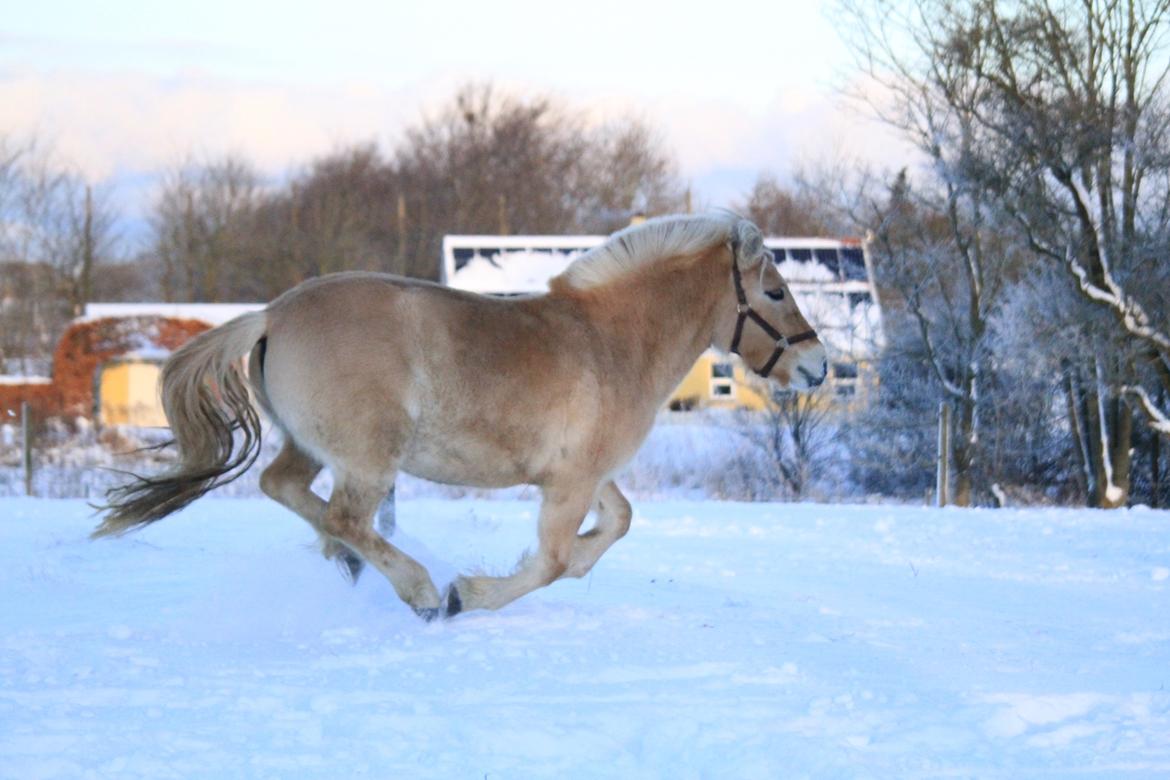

[447,249,582,294]
[2,497,1169,776]
[0,376,50,385]
[81,303,265,326]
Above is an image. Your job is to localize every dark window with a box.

[712,383,733,397]
[841,247,867,280]
[788,248,812,263]
[848,292,871,308]
[711,362,734,379]
[814,248,841,278]
[835,384,856,398]
[453,247,476,270]
[833,362,859,379]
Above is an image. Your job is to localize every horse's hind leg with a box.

[259,439,364,582]
[447,482,594,615]
[323,474,443,619]
[562,481,632,579]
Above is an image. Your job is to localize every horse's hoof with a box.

[339,553,365,584]
[444,585,463,619]
[413,606,441,622]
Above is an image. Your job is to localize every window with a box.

[814,248,841,278]
[710,361,735,400]
[848,292,871,309]
[788,248,812,263]
[453,247,476,270]
[832,362,859,379]
[841,247,866,280]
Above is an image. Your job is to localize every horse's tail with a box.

[94,311,269,538]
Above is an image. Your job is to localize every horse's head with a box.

[714,220,827,391]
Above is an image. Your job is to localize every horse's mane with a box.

[554,212,739,290]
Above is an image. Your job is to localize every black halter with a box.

[729,242,819,378]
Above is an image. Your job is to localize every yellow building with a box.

[97,359,168,427]
[83,303,265,428]
[667,349,769,411]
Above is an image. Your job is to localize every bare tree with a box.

[735,388,836,500]
[151,155,261,302]
[739,172,839,236]
[0,135,121,369]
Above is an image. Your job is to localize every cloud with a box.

[0,67,916,220]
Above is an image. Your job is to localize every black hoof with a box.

[340,553,365,584]
[413,606,441,622]
[444,585,463,618]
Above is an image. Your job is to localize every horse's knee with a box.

[258,466,284,502]
[612,505,632,539]
[601,491,633,539]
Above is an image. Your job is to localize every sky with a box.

[0,0,909,243]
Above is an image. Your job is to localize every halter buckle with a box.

[736,303,750,314]
[775,335,789,348]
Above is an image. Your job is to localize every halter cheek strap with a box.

[728,240,819,378]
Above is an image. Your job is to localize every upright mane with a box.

[554,212,739,290]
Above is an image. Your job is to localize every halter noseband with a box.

[729,240,819,378]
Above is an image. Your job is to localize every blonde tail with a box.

[94,311,268,537]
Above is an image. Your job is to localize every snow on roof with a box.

[81,303,265,326]
[441,233,882,358]
[0,376,51,385]
[442,235,604,293]
[448,249,585,294]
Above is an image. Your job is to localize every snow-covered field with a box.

[1,496,1168,778]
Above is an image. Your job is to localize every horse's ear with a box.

[733,220,765,267]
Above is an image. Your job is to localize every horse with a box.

[95,213,827,620]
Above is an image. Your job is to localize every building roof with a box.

[442,233,882,359]
[81,303,265,326]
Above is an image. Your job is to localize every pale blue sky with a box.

[1,0,905,238]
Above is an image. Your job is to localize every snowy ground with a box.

[1,497,1168,778]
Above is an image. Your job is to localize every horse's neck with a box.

[578,256,725,404]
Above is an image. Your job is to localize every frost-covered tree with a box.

[842,0,1170,507]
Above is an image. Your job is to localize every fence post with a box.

[936,401,951,507]
[21,401,33,497]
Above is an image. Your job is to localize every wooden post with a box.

[21,402,33,497]
[497,194,509,235]
[1153,427,1162,509]
[376,485,396,537]
[936,401,951,507]
[396,193,407,267]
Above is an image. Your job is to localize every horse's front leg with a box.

[562,480,632,579]
[444,483,595,616]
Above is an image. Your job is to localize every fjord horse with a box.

[97,213,827,619]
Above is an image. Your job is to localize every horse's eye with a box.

[765,288,786,301]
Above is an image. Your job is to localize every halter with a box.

[729,241,819,378]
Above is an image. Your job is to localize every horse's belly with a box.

[398,436,537,489]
